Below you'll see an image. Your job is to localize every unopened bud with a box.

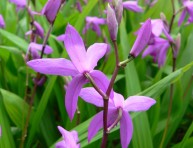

[107,4,118,41]
[112,0,123,24]
[160,12,169,32]
[129,19,152,57]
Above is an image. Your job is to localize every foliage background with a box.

[0,0,193,147]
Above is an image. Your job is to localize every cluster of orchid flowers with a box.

[0,0,193,147]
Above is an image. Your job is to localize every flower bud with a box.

[129,19,152,57]
[173,33,181,58]
[107,4,118,41]
[41,0,64,24]
[112,0,123,24]
[0,14,5,28]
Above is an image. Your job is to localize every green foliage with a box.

[0,0,193,148]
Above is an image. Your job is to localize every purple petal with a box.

[65,74,87,120]
[57,126,79,148]
[86,43,107,70]
[80,87,103,107]
[107,4,118,41]
[64,24,88,73]
[88,111,103,142]
[88,109,117,142]
[123,1,143,12]
[86,17,106,25]
[41,0,61,23]
[9,0,26,9]
[130,19,152,57]
[120,111,133,148]
[27,58,79,76]
[90,70,113,98]
[57,34,66,41]
[28,42,53,54]
[80,87,115,107]
[92,24,101,36]
[157,42,170,67]
[151,19,164,36]
[33,21,44,38]
[178,9,186,26]
[55,140,66,148]
[0,126,2,137]
[0,14,5,28]
[112,92,124,108]
[124,96,156,112]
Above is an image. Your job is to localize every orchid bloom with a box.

[83,17,106,36]
[79,88,156,148]
[142,19,175,67]
[56,126,80,148]
[0,14,5,28]
[123,1,143,12]
[9,0,26,10]
[26,21,44,39]
[25,42,53,61]
[27,24,108,120]
[178,0,193,26]
[41,0,64,24]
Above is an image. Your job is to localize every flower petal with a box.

[86,43,107,70]
[88,109,117,142]
[123,1,143,12]
[28,42,53,54]
[112,92,124,108]
[130,19,152,57]
[90,70,113,98]
[80,87,103,107]
[65,74,87,120]
[120,111,133,148]
[27,58,79,76]
[57,126,79,148]
[178,9,186,26]
[124,96,156,112]
[64,24,88,73]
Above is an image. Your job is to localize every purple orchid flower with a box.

[9,0,26,10]
[79,88,156,148]
[27,24,109,120]
[25,42,53,61]
[26,21,44,39]
[56,126,80,148]
[0,14,5,28]
[83,17,106,36]
[142,19,175,67]
[142,37,170,67]
[178,0,193,26]
[41,0,64,24]
[123,1,143,12]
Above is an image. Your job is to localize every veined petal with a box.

[64,24,88,73]
[120,111,133,148]
[80,87,103,107]
[9,0,26,9]
[57,34,66,41]
[86,43,107,70]
[123,1,143,12]
[130,19,152,57]
[80,87,115,108]
[65,74,87,120]
[157,42,170,67]
[90,70,113,98]
[28,42,53,54]
[124,96,156,112]
[27,58,79,76]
